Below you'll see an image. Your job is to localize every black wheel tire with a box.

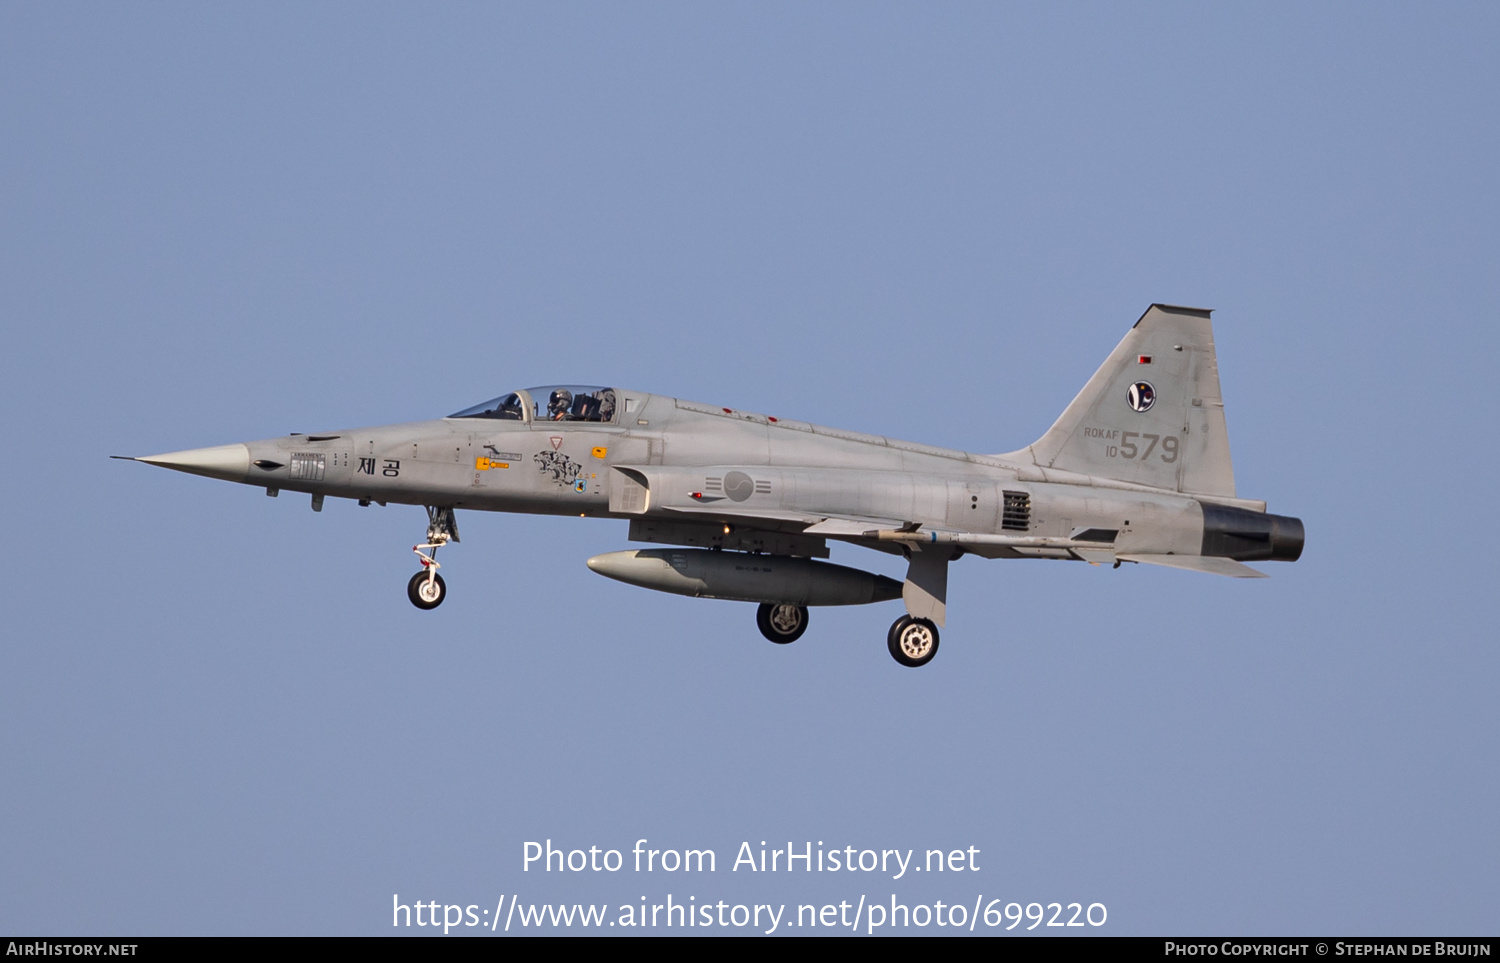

[407,571,447,610]
[756,602,809,644]
[887,615,939,667]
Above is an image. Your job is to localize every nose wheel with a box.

[408,570,447,609]
[408,506,459,610]
[887,615,939,667]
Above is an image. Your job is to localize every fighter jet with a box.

[117,304,1302,667]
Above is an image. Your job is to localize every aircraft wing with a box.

[658,503,826,526]
[610,465,913,533]
[659,502,911,534]
[800,515,915,536]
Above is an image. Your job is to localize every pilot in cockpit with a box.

[548,389,574,421]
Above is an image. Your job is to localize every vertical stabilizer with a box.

[1005,304,1237,497]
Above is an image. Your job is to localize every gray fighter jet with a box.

[118,304,1302,667]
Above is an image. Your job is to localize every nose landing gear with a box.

[409,506,459,610]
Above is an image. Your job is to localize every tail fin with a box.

[1005,304,1237,497]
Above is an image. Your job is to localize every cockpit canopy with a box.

[449,386,618,424]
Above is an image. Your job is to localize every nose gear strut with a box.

[409,506,459,610]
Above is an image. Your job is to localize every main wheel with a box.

[756,603,809,644]
[407,570,447,610]
[887,615,939,667]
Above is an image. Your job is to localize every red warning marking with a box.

[550,436,563,450]
[1138,355,1152,365]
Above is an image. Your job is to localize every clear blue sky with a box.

[2,2,1496,935]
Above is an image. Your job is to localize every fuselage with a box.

[159,387,1297,565]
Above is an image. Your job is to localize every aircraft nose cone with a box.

[131,443,251,483]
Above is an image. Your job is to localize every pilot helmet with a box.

[548,389,573,416]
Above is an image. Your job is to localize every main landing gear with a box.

[753,604,940,666]
[756,603,809,644]
[887,615,940,668]
[409,506,459,610]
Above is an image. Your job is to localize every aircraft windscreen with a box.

[449,387,617,423]
[449,392,526,420]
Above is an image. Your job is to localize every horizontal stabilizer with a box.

[1117,554,1268,578]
